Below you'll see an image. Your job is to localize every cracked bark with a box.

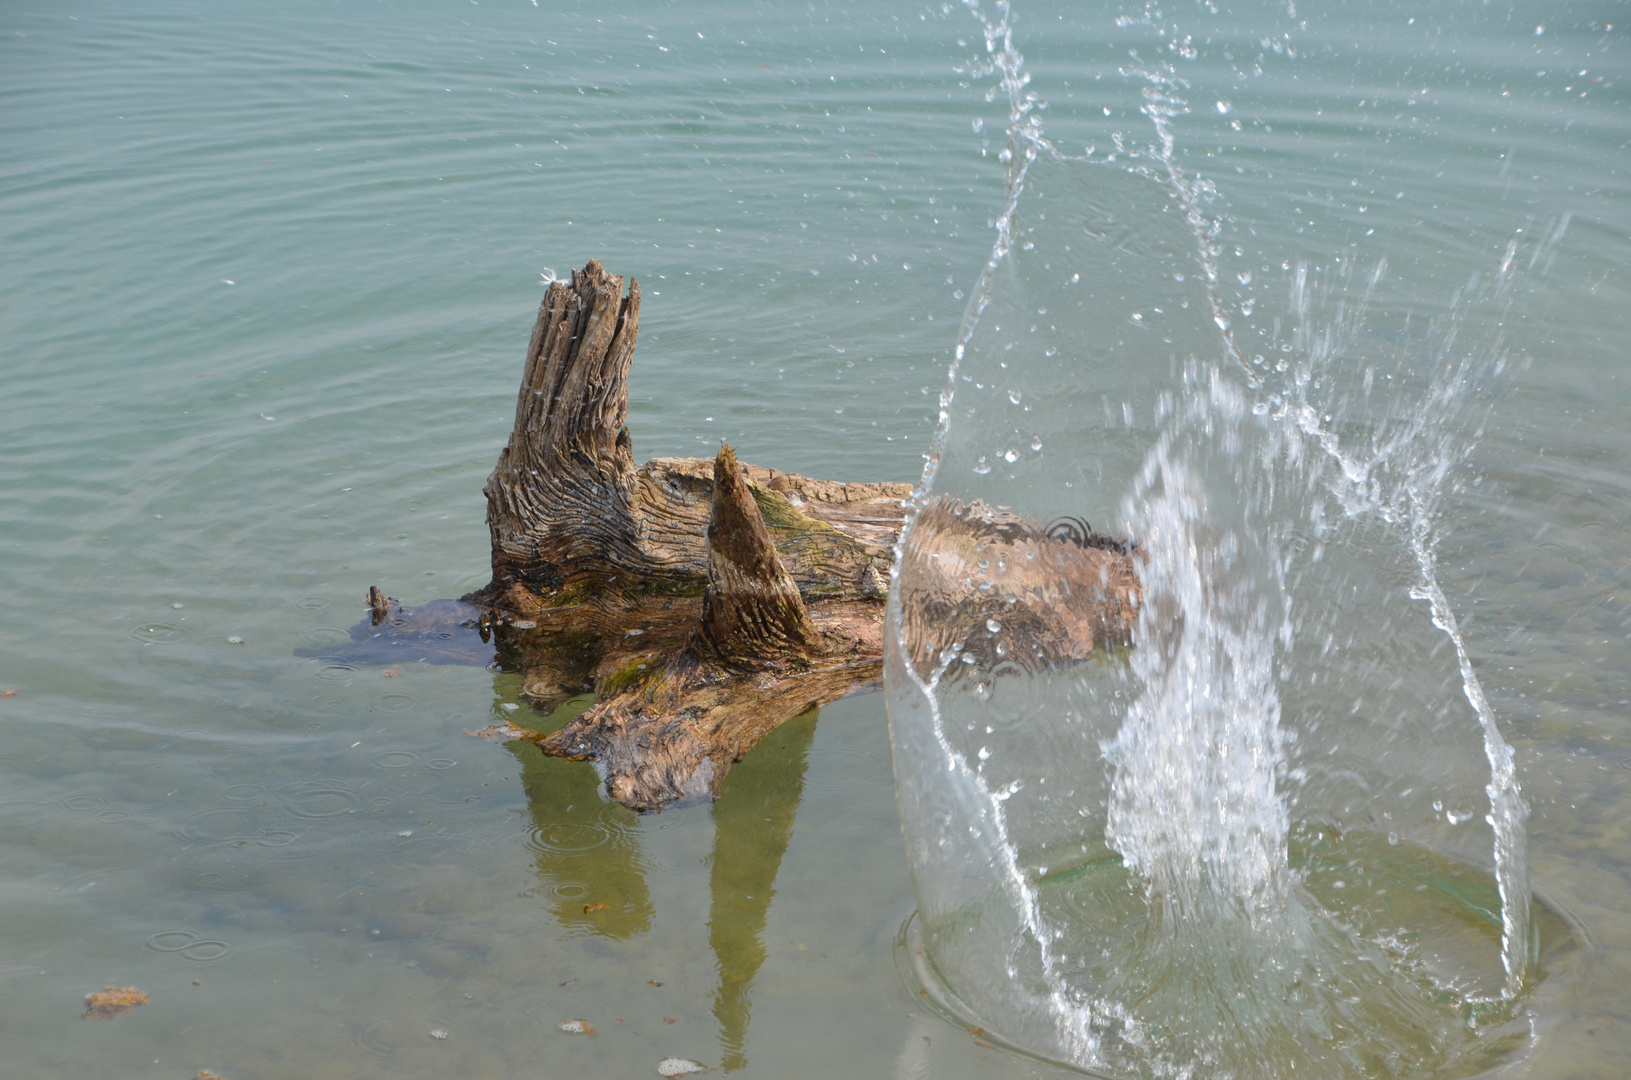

[353,259,1142,811]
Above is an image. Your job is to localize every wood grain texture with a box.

[392,258,1146,810]
[896,497,1142,684]
[696,444,822,660]
[529,442,885,810]
[476,259,647,610]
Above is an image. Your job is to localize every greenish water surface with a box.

[2,1,1627,1076]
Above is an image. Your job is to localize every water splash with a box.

[914,0,1048,508]
[1106,372,1290,926]
[1117,20,1532,1000]
[1263,254,1536,999]
[886,0,1539,1074]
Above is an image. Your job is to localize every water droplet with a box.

[972,117,984,133]
[1215,99,1232,114]
[1130,312,1143,323]
[973,456,992,475]
[1214,314,1232,331]
[1237,270,1253,285]
[1252,402,1269,416]
[1008,389,1022,405]
[986,619,1002,633]
[1031,436,1043,451]
[1003,449,1019,463]
[430,1029,449,1040]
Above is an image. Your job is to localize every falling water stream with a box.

[885,2,1572,1076]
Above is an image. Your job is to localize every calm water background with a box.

[1,1,1626,1076]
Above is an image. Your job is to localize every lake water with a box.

[1,1,1625,1077]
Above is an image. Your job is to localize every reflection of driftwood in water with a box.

[511,708,653,940]
[707,710,815,1072]
[509,702,816,1072]
[341,259,1141,810]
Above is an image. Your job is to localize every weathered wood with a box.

[337,259,1145,811]
[471,259,906,614]
[521,441,884,810]
[475,258,647,611]
[696,444,822,661]
[897,497,1142,682]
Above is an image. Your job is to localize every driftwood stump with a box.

[353,259,1142,811]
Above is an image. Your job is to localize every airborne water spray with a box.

[886,1,1540,1075]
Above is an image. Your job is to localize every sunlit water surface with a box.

[1,1,1626,1077]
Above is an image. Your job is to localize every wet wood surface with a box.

[341,259,1142,811]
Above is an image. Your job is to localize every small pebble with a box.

[657,1059,707,1077]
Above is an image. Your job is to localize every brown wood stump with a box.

[354,259,1142,812]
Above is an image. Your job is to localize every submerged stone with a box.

[82,986,149,1020]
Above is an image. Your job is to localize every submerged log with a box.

[352,259,1142,811]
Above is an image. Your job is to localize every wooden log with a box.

[470,259,905,614]
[476,258,648,610]
[532,442,883,810]
[695,444,822,661]
[896,498,1142,683]
[340,258,1146,811]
